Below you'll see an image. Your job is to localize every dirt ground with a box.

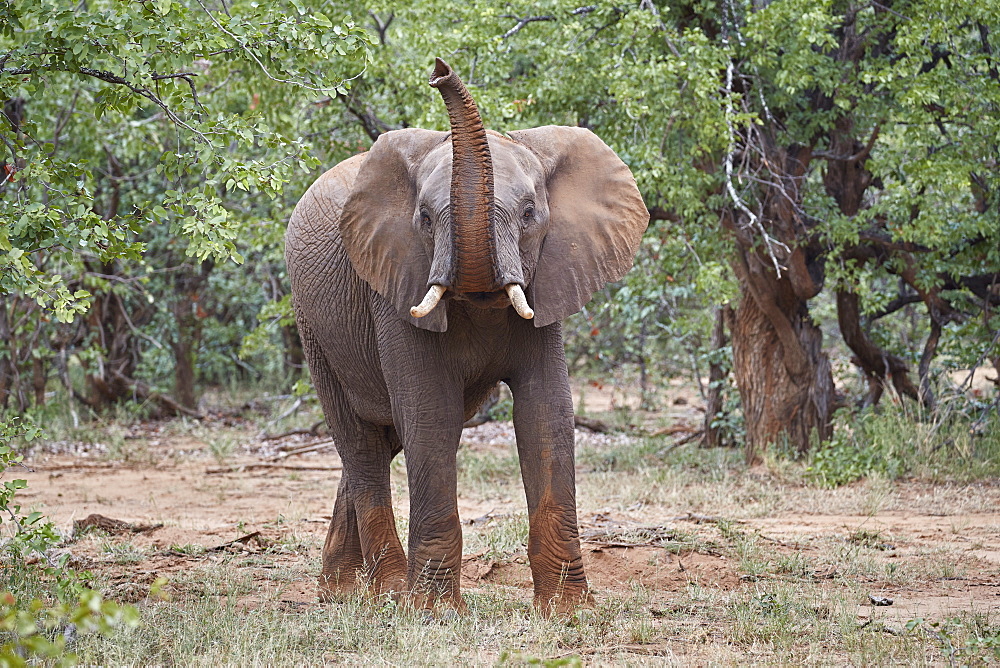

[12,384,1000,663]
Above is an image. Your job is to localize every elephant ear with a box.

[340,129,449,332]
[508,126,649,328]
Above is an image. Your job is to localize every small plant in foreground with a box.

[1,417,140,665]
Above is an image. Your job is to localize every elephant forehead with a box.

[491,140,545,201]
[414,135,544,207]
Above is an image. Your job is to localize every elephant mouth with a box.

[410,284,533,319]
[453,290,509,309]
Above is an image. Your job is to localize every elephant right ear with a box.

[340,129,450,332]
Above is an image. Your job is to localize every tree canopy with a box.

[2,0,998,460]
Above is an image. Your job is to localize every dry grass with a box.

[12,405,999,666]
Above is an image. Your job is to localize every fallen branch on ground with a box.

[267,440,335,461]
[205,462,342,474]
[574,415,611,432]
[38,462,130,472]
[74,514,163,536]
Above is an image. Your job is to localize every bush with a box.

[0,417,139,665]
[806,401,1000,487]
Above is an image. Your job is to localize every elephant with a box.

[285,58,648,615]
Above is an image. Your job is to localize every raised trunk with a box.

[429,58,496,293]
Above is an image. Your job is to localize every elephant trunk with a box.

[429,58,497,294]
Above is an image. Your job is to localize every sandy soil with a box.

[17,414,999,640]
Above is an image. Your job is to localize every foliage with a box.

[0,416,138,666]
[2,0,999,458]
[0,589,138,667]
[0,0,372,412]
[312,0,998,451]
[806,401,1000,487]
[0,417,53,559]
[906,617,1000,664]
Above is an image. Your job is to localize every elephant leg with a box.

[302,329,406,600]
[325,417,407,599]
[397,407,466,613]
[318,473,363,600]
[508,327,592,615]
[322,419,407,599]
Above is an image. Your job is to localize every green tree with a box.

[319,1,999,461]
[1,0,372,413]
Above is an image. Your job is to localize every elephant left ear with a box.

[507,126,649,327]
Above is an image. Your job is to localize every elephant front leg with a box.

[402,426,467,614]
[509,337,592,615]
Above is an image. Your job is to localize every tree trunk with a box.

[702,305,729,448]
[171,289,199,411]
[170,260,213,410]
[32,354,46,406]
[730,271,836,464]
[722,143,838,465]
[282,323,304,376]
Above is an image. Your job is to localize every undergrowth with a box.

[0,417,138,665]
[807,400,1000,487]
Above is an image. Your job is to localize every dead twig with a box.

[255,397,303,439]
[208,531,262,552]
[267,440,335,462]
[205,462,342,475]
[670,512,722,524]
[261,420,325,441]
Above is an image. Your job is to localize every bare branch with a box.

[501,15,555,40]
[369,10,394,44]
[722,58,789,277]
[336,92,395,141]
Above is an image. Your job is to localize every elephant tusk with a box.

[505,284,534,320]
[410,285,447,318]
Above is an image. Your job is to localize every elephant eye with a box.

[522,205,535,223]
[420,211,432,229]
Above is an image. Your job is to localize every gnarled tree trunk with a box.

[724,145,837,464]
[730,254,836,464]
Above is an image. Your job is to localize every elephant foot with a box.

[534,588,595,617]
[406,589,468,618]
[363,547,408,599]
[318,568,363,603]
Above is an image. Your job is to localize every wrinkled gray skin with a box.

[286,89,647,615]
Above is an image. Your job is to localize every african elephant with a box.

[285,58,648,615]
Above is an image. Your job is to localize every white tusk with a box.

[410,285,447,318]
[505,284,534,319]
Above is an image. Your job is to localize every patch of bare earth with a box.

[16,403,1000,662]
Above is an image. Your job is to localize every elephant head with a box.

[339,59,649,332]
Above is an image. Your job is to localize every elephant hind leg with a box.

[319,473,364,601]
[320,477,409,601]
[301,322,406,601]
